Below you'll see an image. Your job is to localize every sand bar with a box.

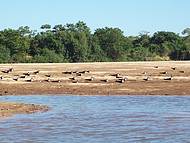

[0,102,48,118]
[0,61,190,96]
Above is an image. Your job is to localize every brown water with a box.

[0,95,190,143]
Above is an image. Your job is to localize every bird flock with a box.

[0,66,186,84]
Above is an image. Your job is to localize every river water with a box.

[0,95,190,143]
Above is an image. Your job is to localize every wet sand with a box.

[0,102,48,118]
[0,61,190,96]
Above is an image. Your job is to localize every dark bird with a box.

[171,67,176,70]
[1,68,14,74]
[76,73,82,76]
[70,77,76,80]
[44,78,51,82]
[13,77,18,81]
[23,72,30,76]
[63,71,73,74]
[142,72,147,75]
[1,70,10,74]
[143,76,149,81]
[154,66,159,68]
[33,70,40,74]
[86,77,94,81]
[26,78,34,82]
[164,75,173,81]
[79,70,90,74]
[79,71,86,74]
[72,80,79,83]
[116,79,125,83]
[164,77,172,81]
[45,74,51,77]
[179,70,185,73]
[9,68,14,72]
[111,73,121,78]
[101,79,109,83]
[20,75,26,78]
[123,77,128,81]
[160,71,167,74]
[73,71,79,74]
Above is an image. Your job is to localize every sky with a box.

[0,0,189,36]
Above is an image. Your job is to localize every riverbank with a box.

[0,61,190,96]
[0,102,48,118]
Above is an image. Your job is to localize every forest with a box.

[0,21,190,63]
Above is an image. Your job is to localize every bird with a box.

[160,71,167,74]
[70,77,76,80]
[164,74,173,81]
[171,67,176,70]
[101,79,109,83]
[33,70,40,74]
[9,68,14,72]
[72,80,79,83]
[23,72,30,76]
[44,78,51,82]
[76,73,82,76]
[13,77,18,81]
[123,77,128,81]
[179,70,185,73]
[1,68,14,74]
[86,77,94,81]
[79,70,90,74]
[45,74,51,77]
[116,79,125,83]
[1,70,10,74]
[79,71,86,74]
[63,71,73,74]
[111,73,121,78]
[143,76,149,81]
[142,72,147,75]
[20,75,26,78]
[26,78,34,82]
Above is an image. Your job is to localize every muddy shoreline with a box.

[0,102,48,118]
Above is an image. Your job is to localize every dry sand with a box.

[0,61,190,96]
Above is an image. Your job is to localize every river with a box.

[0,95,190,143]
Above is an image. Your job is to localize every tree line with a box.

[0,21,190,63]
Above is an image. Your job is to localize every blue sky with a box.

[0,0,189,35]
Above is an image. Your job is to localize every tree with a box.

[41,24,51,30]
[0,22,190,63]
[33,48,67,63]
[0,28,31,62]
[182,28,190,36]
[150,31,183,59]
[133,33,150,47]
[0,44,10,63]
[63,21,91,62]
[94,27,126,61]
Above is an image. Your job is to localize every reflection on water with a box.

[0,95,190,143]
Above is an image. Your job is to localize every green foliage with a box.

[94,27,126,61]
[32,48,67,63]
[0,22,190,63]
[182,28,190,36]
[0,45,10,63]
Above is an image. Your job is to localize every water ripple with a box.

[0,95,190,143]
